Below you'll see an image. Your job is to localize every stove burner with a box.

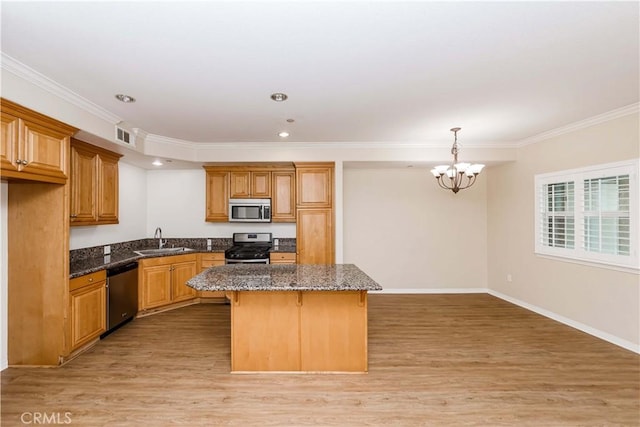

[225,245,271,260]
[224,232,273,263]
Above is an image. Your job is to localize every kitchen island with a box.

[187,264,382,373]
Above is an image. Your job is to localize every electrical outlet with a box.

[104,245,111,255]
[506,274,513,283]
[207,239,212,249]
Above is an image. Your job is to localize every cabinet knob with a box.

[70,214,78,219]
[88,278,93,282]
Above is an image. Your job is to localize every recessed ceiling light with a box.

[270,93,288,102]
[152,160,163,166]
[286,118,295,123]
[278,131,290,138]
[115,94,136,103]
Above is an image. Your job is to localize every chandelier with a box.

[430,127,485,194]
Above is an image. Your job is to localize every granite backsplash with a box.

[70,237,296,263]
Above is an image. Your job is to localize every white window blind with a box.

[535,159,639,271]
[541,181,575,249]
[583,175,630,256]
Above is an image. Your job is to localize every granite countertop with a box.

[186,264,383,292]
[69,248,226,279]
[70,239,297,278]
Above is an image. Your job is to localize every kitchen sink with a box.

[134,247,195,256]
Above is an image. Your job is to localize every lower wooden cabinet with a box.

[197,253,226,298]
[69,271,107,351]
[139,254,197,311]
[269,252,297,264]
[296,208,334,264]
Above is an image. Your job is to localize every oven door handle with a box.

[225,258,270,264]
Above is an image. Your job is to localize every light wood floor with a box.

[2,294,639,426]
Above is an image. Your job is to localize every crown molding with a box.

[1,52,122,124]
[517,103,640,147]
[144,133,515,151]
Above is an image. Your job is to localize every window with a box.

[535,159,639,271]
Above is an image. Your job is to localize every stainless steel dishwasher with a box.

[104,262,138,336]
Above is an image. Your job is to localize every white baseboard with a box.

[373,287,639,354]
[488,289,640,354]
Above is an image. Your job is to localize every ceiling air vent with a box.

[115,125,135,146]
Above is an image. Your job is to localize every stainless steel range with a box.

[225,232,272,264]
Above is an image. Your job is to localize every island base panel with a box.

[231,291,301,372]
[230,290,368,373]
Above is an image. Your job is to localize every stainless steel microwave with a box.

[229,198,271,223]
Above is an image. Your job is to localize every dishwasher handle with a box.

[107,262,138,277]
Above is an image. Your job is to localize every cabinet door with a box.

[70,281,107,350]
[229,171,250,198]
[251,171,271,198]
[300,291,367,372]
[70,144,98,224]
[140,265,172,309]
[272,171,296,222]
[97,155,119,223]
[231,291,300,372]
[20,119,69,181]
[296,208,334,264]
[0,112,19,172]
[205,171,229,221]
[171,260,197,303]
[296,166,333,208]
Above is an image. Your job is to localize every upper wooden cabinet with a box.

[205,169,230,222]
[0,98,77,184]
[230,171,271,198]
[272,170,296,222]
[295,163,333,208]
[205,163,295,223]
[70,139,122,226]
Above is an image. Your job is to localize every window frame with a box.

[534,159,639,272]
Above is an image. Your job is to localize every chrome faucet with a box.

[154,227,167,249]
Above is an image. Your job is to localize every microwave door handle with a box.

[260,205,264,219]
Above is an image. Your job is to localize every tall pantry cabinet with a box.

[1,98,77,366]
[295,162,335,264]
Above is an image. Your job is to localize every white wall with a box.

[343,167,488,291]
[487,113,639,351]
[70,162,148,249]
[0,182,8,370]
[146,169,296,239]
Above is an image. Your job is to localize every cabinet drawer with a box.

[70,270,107,291]
[200,252,225,269]
[270,252,297,263]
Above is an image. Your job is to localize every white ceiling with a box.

[1,1,638,146]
